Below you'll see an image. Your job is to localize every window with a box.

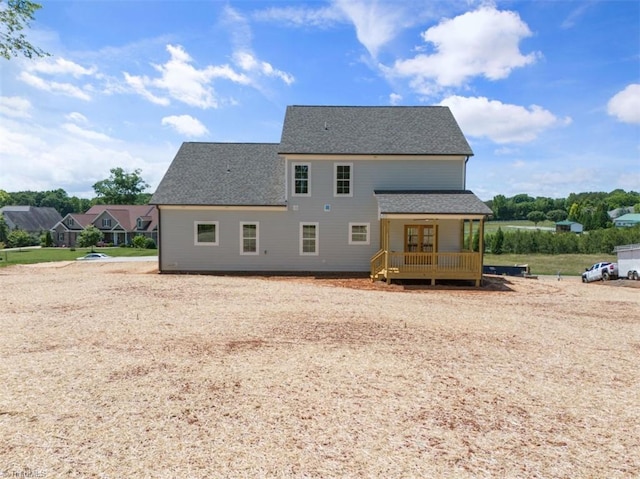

[68,218,75,226]
[194,221,219,245]
[334,163,353,197]
[349,223,370,245]
[293,163,311,196]
[137,218,143,229]
[299,222,318,255]
[58,232,64,241]
[240,222,259,255]
[102,218,111,228]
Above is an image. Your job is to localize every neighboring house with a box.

[0,206,62,236]
[51,205,158,246]
[555,220,583,234]
[613,213,640,228]
[151,105,492,285]
[608,206,635,220]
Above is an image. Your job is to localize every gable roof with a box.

[85,205,158,231]
[150,143,285,206]
[374,190,492,216]
[279,106,474,156]
[614,213,640,223]
[0,206,63,232]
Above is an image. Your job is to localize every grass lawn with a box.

[0,247,157,268]
[484,220,556,234]
[484,253,617,276]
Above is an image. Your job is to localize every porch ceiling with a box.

[374,190,493,218]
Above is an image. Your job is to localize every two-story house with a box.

[150,105,492,285]
[52,205,158,247]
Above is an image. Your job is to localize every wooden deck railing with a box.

[371,251,482,281]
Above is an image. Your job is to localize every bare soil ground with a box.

[1,261,639,478]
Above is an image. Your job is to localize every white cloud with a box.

[161,115,209,137]
[65,112,89,124]
[233,51,294,85]
[0,96,32,118]
[607,84,640,124]
[441,95,571,143]
[26,57,97,77]
[123,72,170,106]
[19,71,92,101]
[389,93,402,105]
[61,123,114,142]
[123,44,252,109]
[389,6,539,95]
[0,118,174,196]
[252,5,344,27]
[333,0,407,58]
[222,7,295,89]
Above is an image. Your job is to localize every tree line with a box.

[487,189,640,230]
[0,168,152,215]
[482,226,640,256]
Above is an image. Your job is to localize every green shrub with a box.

[144,238,156,249]
[132,235,146,249]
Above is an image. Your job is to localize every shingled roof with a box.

[150,143,285,206]
[279,106,473,156]
[374,190,492,215]
[0,206,63,233]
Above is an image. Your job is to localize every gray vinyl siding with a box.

[158,157,466,273]
[158,208,379,272]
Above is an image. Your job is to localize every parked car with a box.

[76,253,111,261]
[582,262,619,283]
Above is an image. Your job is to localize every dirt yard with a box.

[1,261,639,478]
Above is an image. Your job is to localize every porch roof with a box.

[374,190,493,217]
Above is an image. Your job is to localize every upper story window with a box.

[102,218,111,228]
[334,163,353,197]
[137,218,143,229]
[68,218,75,226]
[292,163,311,196]
[194,221,218,246]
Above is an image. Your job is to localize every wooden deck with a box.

[371,250,483,286]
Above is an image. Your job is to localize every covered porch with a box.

[370,190,492,286]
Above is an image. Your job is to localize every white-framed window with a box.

[68,218,75,226]
[334,163,353,197]
[137,218,143,229]
[292,163,311,196]
[348,223,370,245]
[194,221,219,246]
[299,222,318,255]
[240,222,259,255]
[102,218,111,228]
[58,232,64,241]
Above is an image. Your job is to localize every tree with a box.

[0,214,9,243]
[546,209,567,223]
[491,227,504,255]
[0,0,49,60]
[0,189,10,207]
[527,211,546,226]
[77,225,103,250]
[132,235,146,249]
[93,168,150,205]
[7,229,36,248]
[41,229,53,247]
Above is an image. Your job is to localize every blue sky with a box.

[1,0,638,201]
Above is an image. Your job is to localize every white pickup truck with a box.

[582,262,619,282]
